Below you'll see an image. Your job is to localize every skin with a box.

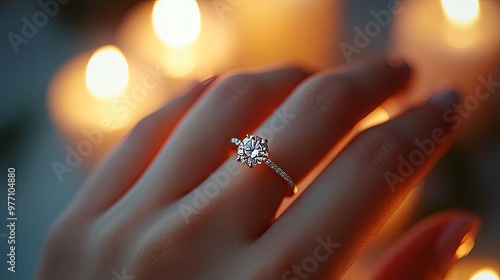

[36,59,481,280]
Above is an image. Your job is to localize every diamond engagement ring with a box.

[231,134,297,196]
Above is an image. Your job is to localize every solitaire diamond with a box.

[236,134,269,167]
[231,134,297,195]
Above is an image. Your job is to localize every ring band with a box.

[231,134,297,196]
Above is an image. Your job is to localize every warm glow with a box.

[86,45,129,99]
[441,0,480,25]
[358,107,390,130]
[152,0,201,48]
[455,236,475,259]
[470,269,500,280]
[161,50,197,77]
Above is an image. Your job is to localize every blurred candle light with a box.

[152,0,201,48]
[392,0,500,107]
[48,45,171,167]
[86,45,129,99]
[446,258,500,280]
[151,0,201,77]
[441,0,480,24]
[470,269,500,280]
[117,0,236,83]
[441,0,481,49]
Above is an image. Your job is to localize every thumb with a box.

[372,210,481,280]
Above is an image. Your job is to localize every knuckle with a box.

[90,217,138,262]
[41,217,85,264]
[44,219,70,251]
[213,73,260,104]
[131,217,198,276]
[275,65,310,79]
[296,76,352,122]
[95,221,132,251]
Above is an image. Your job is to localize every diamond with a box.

[236,134,269,168]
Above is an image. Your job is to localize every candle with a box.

[470,269,499,280]
[116,0,237,80]
[48,45,173,178]
[391,0,500,106]
[446,258,500,280]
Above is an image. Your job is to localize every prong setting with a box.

[231,134,297,196]
[235,135,269,168]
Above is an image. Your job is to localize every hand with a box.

[36,59,479,280]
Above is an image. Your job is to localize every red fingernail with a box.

[435,213,481,275]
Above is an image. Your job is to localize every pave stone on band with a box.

[231,134,298,196]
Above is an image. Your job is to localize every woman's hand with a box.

[36,59,479,280]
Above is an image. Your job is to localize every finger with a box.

[65,79,215,218]
[139,67,309,201]
[192,58,411,237]
[372,210,481,280]
[260,90,461,279]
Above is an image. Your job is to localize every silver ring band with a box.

[231,134,297,196]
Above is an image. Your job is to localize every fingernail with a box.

[428,89,460,109]
[387,57,411,76]
[435,214,481,275]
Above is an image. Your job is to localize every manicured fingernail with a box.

[428,89,460,109]
[435,214,481,274]
[388,57,411,76]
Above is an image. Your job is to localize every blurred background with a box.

[0,0,499,279]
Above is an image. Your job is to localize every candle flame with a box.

[152,0,201,48]
[86,45,129,99]
[441,0,480,25]
[470,269,499,280]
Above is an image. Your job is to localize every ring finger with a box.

[181,59,412,237]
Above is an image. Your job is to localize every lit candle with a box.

[446,258,500,280]
[391,0,500,106]
[116,0,236,80]
[48,45,173,172]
